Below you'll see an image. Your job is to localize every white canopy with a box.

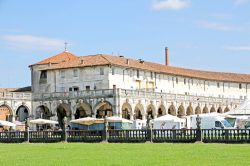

[0,120,16,127]
[227,99,250,115]
[70,117,104,125]
[153,114,185,123]
[30,118,58,125]
[106,116,133,123]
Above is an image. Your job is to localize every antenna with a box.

[64,42,68,52]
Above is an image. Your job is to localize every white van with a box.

[188,114,233,129]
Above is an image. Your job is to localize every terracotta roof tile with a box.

[35,52,250,83]
[0,88,17,92]
[31,51,79,66]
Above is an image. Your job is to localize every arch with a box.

[15,105,29,122]
[57,103,71,130]
[35,105,52,119]
[224,107,230,113]
[168,104,176,116]
[210,106,216,113]
[217,107,223,113]
[195,106,201,114]
[177,104,185,117]
[134,103,144,120]
[95,101,113,119]
[186,105,194,116]
[202,105,209,113]
[121,102,132,120]
[0,104,13,121]
[157,105,166,117]
[75,102,92,119]
[146,104,156,119]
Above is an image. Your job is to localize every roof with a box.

[31,51,79,66]
[0,88,17,92]
[0,86,31,93]
[32,51,250,83]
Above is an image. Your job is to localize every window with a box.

[39,70,47,84]
[40,71,47,79]
[73,69,78,77]
[60,70,65,78]
[150,72,153,79]
[217,82,220,88]
[112,68,115,75]
[100,68,104,75]
[137,70,140,78]
[73,87,79,91]
[239,83,242,89]
[130,70,133,77]
[191,79,194,85]
[60,86,65,92]
[86,86,90,91]
[70,86,79,92]
[176,77,178,84]
[215,121,222,128]
[184,78,186,84]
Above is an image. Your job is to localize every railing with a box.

[29,131,63,143]
[33,88,243,105]
[0,92,32,100]
[0,131,26,143]
[33,89,115,100]
[1,129,250,143]
[120,89,243,104]
[153,129,197,143]
[203,129,250,143]
[67,130,103,142]
[108,129,148,143]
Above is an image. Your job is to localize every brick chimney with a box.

[165,47,169,66]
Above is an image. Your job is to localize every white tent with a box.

[227,99,250,115]
[30,118,58,125]
[152,115,185,129]
[0,120,16,127]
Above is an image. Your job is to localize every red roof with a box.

[31,51,79,66]
[32,51,250,83]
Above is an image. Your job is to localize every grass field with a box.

[0,143,249,166]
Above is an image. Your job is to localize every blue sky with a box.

[0,0,250,88]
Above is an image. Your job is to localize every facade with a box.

[0,88,32,123]
[29,50,249,129]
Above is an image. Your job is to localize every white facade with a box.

[30,52,247,129]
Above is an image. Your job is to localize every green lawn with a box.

[0,143,249,166]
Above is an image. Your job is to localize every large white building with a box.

[29,48,249,129]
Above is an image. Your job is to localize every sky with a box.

[0,0,250,88]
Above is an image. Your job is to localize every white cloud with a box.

[224,45,250,51]
[2,35,65,51]
[234,0,249,5]
[152,0,190,11]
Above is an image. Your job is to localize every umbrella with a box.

[106,116,133,123]
[0,120,16,127]
[70,117,104,125]
[30,118,58,125]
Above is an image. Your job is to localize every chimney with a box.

[165,47,169,66]
[126,59,130,65]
